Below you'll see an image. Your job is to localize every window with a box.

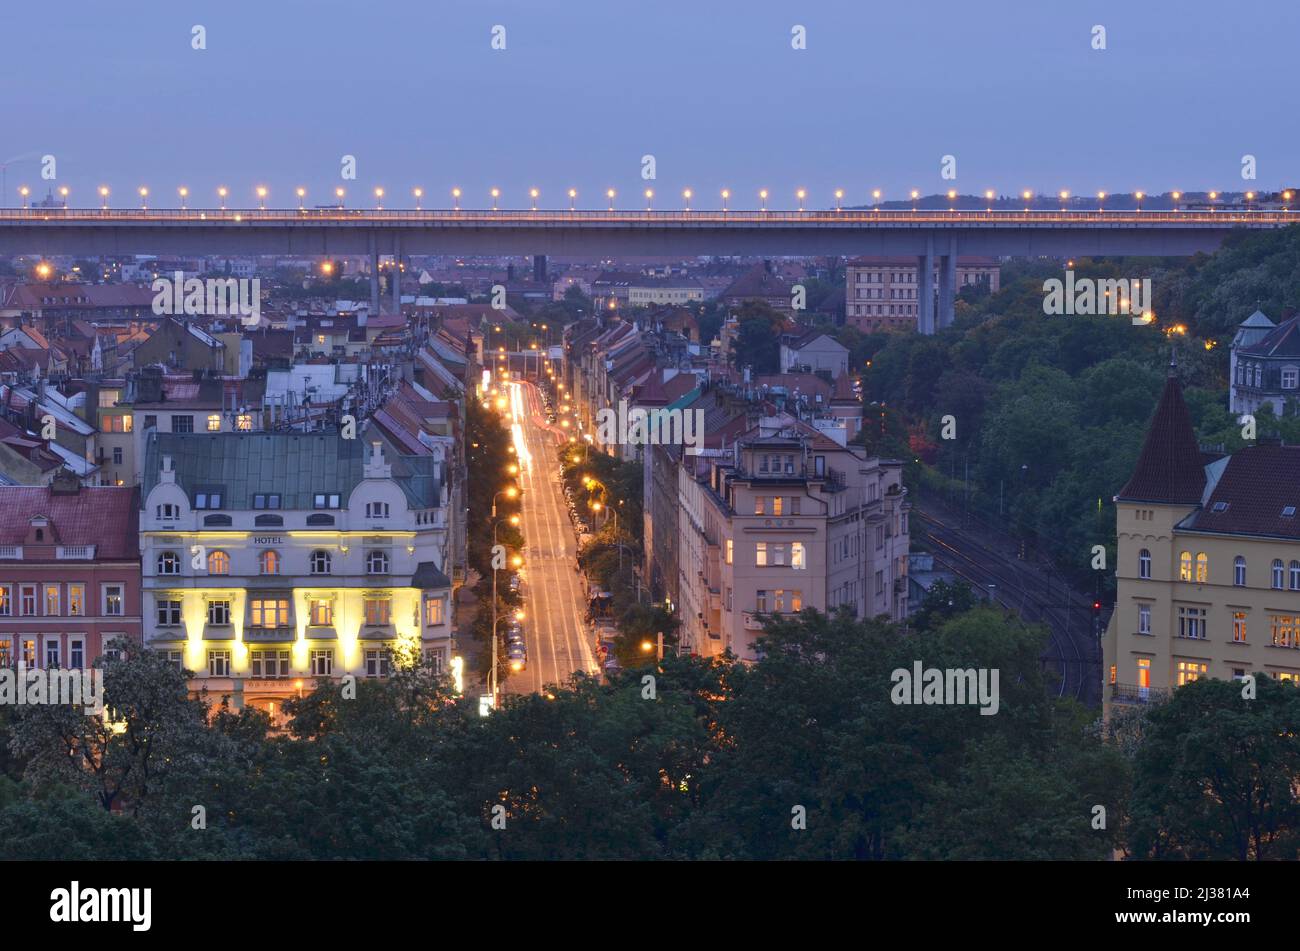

[754,497,765,516]
[157,551,181,575]
[207,600,231,626]
[144,415,157,430]
[208,650,230,677]
[774,589,786,612]
[156,503,179,520]
[206,414,221,432]
[113,447,123,465]
[313,494,341,510]
[1139,604,1151,635]
[310,599,333,626]
[770,543,788,566]
[1233,611,1247,643]
[1176,661,1208,686]
[21,638,35,667]
[1179,551,1192,582]
[1273,559,1285,590]
[790,497,800,516]
[0,586,9,616]
[1290,561,1300,591]
[172,415,194,434]
[1234,555,1246,587]
[164,649,183,672]
[756,590,768,612]
[1195,552,1208,584]
[68,584,84,617]
[365,502,390,519]
[725,540,733,565]
[1109,664,1117,685]
[202,514,231,527]
[250,599,289,628]
[311,650,334,677]
[1177,606,1207,639]
[755,543,768,567]
[1136,658,1151,692]
[366,550,389,574]
[1284,367,1299,390]
[157,600,182,626]
[771,497,784,517]
[364,649,390,678]
[251,649,290,679]
[43,584,59,616]
[1139,549,1152,580]
[1271,615,1296,648]
[102,585,123,616]
[69,636,84,669]
[259,550,280,575]
[364,598,391,626]
[20,585,36,616]
[310,550,332,575]
[306,514,335,527]
[791,542,806,570]
[425,597,445,626]
[236,414,252,431]
[207,550,230,575]
[194,491,224,510]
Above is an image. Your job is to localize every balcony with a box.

[0,546,21,559]
[242,626,296,644]
[1110,682,1169,705]
[56,545,95,560]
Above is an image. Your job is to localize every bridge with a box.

[1,206,1293,332]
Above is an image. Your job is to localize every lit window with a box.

[1195,553,1208,583]
[259,550,280,575]
[1175,661,1208,686]
[755,543,767,567]
[43,584,59,616]
[207,550,230,575]
[1233,612,1247,643]
[364,598,391,625]
[67,584,84,616]
[103,585,123,616]
[250,599,289,628]
[1271,614,1296,648]
[725,539,733,565]
[206,414,221,432]
[425,597,445,626]
[236,414,252,431]
[310,599,333,626]
[791,542,806,570]
[1178,551,1192,582]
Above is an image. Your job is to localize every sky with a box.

[2,0,1296,211]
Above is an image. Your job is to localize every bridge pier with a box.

[938,236,957,330]
[368,232,380,319]
[918,235,935,335]
[392,234,402,315]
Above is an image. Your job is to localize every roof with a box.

[411,561,452,590]
[720,265,789,301]
[143,430,442,510]
[1239,315,1300,359]
[1180,445,1300,539]
[1240,309,1277,330]
[1116,372,1207,505]
[0,485,138,557]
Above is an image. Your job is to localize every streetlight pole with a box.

[489,488,517,708]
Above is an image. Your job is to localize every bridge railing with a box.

[0,208,1295,225]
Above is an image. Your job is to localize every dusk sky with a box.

[2,0,1295,209]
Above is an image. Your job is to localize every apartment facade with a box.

[676,416,909,660]
[0,478,142,670]
[1104,370,1300,713]
[845,256,1000,333]
[139,430,453,720]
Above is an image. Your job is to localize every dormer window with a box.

[1284,506,1297,518]
[1211,501,1229,513]
[365,502,390,519]
[157,503,179,520]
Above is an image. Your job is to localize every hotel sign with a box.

[252,536,284,545]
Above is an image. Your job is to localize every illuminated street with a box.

[502,378,600,694]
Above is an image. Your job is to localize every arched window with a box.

[1234,555,1246,587]
[157,551,180,575]
[1139,549,1152,580]
[1195,552,1208,584]
[1290,561,1300,591]
[207,550,230,575]
[1179,551,1192,582]
[366,550,389,575]
[260,550,280,575]
[1272,559,1285,589]
[310,550,332,575]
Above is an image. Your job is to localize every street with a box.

[502,378,600,694]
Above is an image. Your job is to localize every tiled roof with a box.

[0,485,139,557]
[1116,373,1206,505]
[1181,445,1300,539]
[1239,315,1300,358]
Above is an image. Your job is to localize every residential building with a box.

[139,430,454,719]
[1229,310,1299,417]
[1104,363,1300,713]
[0,475,141,669]
[845,256,1000,332]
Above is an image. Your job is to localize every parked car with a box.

[508,642,527,672]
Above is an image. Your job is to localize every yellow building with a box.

[1104,365,1300,712]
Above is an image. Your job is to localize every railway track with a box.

[912,507,1099,706]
